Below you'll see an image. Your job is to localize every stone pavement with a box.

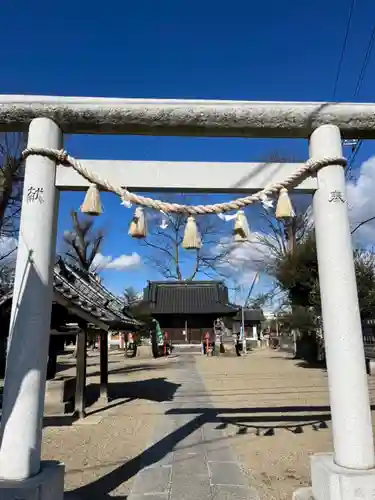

[127,355,259,500]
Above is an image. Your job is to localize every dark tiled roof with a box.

[0,258,140,329]
[53,258,140,328]
[233,308,265,322]
[143,281,239,315]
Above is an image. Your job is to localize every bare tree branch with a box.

[0,246,17,262]
[351,216,375,235]
[0,132,27,295]
[136,194,228,281]
[63,211,104,272]
[0,132,27,242]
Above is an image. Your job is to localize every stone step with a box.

[44,400,74,416]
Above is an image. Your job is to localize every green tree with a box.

[353,250,375,320]
[274,232,319,309]
[123,286,142,307]
[123,289,153,336]
[273,231,375,327]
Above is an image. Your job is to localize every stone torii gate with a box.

[0,96,375,500]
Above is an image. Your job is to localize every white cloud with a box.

[215,232,276,287]
[347,156,375,246]
[91,252,141,271]
[218,156,375,286]
[0,237,142,272]
[0,236,17,264]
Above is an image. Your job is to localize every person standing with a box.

[234,332,242,356]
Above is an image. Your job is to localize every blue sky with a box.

[2,0,375,301]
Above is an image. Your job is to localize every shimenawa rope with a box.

[21,147,347,215]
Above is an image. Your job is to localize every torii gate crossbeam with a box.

[0,95,375,138]
[0,96,374,500]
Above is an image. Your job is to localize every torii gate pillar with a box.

[298,125,375,500]
[0,118,65,498]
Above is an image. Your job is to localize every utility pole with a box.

[241,305,246,354]
[242,272,260,354]
[244,273,260,308]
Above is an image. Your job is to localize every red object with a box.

[204,332,209,355]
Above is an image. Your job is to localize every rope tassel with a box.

[182,216,202,249]
[20,148,347,217]
[129,207,147,238]
[275,188,295,219]
[80,183,102,216]
[233,210,250,242]
[21,146,350,258]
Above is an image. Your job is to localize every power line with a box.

[346,139,362,178]
[333,0,356,99]
[349,140,362,164]
[346,22,375,174]
[353,24,375,98]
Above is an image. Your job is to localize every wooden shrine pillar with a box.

[100,330,108,402]
[46,334,58,381]
[74,329,87,419]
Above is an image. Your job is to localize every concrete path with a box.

[127,355,259,500]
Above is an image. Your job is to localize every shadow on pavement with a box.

[86,377,180,408]
[166,404,334,433]
[69,401,342,499]
[88,362,169,378]
[42,377,180,427]
[72,413,206,500]
[295,360,327,370]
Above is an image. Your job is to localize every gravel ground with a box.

[195,348,375,500]
[41,347,375,500]
[42,348,180,499]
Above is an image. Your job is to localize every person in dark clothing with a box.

[235,332,242,356]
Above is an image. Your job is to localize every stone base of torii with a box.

[0,95,375,500]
